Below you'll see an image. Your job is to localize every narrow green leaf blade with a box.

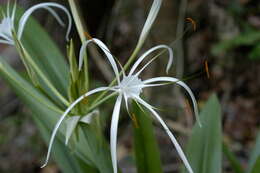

[132,101,163,173]
[0,57,91,172]
[0,57,62,114]
[183,94,222,173]
[78,124,114,173]
[0,57,113,172]
[223,142,244,173]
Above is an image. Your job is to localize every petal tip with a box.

[40,163,47,169]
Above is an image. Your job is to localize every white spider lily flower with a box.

[42,38,201,173]
[0,1,16,45]
[0,2,72,45]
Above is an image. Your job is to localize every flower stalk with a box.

[67,0,88,42]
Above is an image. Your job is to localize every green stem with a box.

[123,46,141,71]
[67,0,87,42]
[175,0,187,79]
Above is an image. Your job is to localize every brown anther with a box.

[84,31,93,40]
[204,60,210,79]
[186,17,197,31]
[131,113,139,128]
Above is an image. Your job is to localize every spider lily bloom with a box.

[0,2,16,45]
[0,2,72,45]
[42,39,201,173]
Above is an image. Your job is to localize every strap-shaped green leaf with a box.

[182,94,222,173]
[0,57,113,172]
[0,57,86,172]
[0,57,62,114]
[223,142,244,173]
[132,101,163,173]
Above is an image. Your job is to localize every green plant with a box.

[4,1,259,173]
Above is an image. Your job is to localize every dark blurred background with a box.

[0,0,260,172]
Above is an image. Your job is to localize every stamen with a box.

[186,17,197,31]
[204,60,210,79]
[84,31,93,40]
[131,113,139,128]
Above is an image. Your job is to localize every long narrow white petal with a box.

[78,38,121,84]
[139,83,167,88]
[129,45,173,76]
[143,77,201,127]
[135,97,194,173]
[65,116,81,145]
[43,6,65,26]
[135,0,162,51]
[110,94,123,173]
[41,86,112,168]
[18,2,72,41]
[123,93,130,114]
